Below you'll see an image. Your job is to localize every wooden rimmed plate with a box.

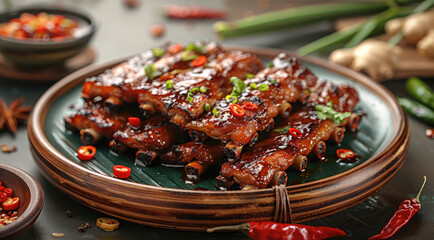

[28,46,409,231]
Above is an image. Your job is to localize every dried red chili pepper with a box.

[243,102,258,110]
[77,146,96,161]
[191,55,207,67]
[113,165,131,179]
[369,176,427,240]
[207,221,346,240]
[288,128,302,138]
[166,5,227,19]
[336,149,354,159]
[229,103,245,117]
[128,117,141,128]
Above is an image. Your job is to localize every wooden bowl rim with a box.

[0,164,44,238]
[28,45,406,197]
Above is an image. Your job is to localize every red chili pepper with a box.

[0,186,4,192]
[191,55,207,67]
[2,197,19,211]
[336,149,355,159]
[0,180,2,186]
[243,102,258,110]
[369,176,427,240]
[229,103,245,117]
[77,146,96,161]
[128,117,141,128]
[4,188,12,197]
[288,128,302,138]
[168,44,183,55]
[0,193,6,203]
[113,165,131,179]
[166,5,227,19]
[207,221,346,240]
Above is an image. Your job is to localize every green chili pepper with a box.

[406,77,434,110]
[398,97,434,125]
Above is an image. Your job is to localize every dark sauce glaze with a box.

[186,53,318,145]
[82,41,224,102]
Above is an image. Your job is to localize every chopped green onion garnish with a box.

[267,62,274,68]
[204,103,211,111]
[274,126,290,134]
[269,79,278,85]
[225,95,238,104]
[152,47,165,58]
[212,108,220,117]
[190,87,199,93]
[258,83,269,91]
[187,93,194,103]
[181,51,198,61]
[200,86,207,93]
[145,64,162,80]
[249,83,257,90]
[166,80,174,89]
[329,100,333,107]
[230,76,240,84]
[245,73,255,79]
[315,104,351,124]
[185,42,206,54]
[229,77,246,96]
[307,88,312,93]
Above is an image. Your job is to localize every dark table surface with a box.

[0,1,433,239]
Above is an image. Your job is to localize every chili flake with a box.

[128,117,141,128]
[192,55,207,67]
[243,102,258,110]
[288,128,302,137]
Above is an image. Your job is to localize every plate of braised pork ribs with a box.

[28,41,409,231]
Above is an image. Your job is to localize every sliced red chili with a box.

[336,149,355,159]
[0,193,6,203]
[168,43,183,54]
[0,186,4,192]
[128,117,141,128]
[243,102,258,110]
[191,55,207,67]
[229,103,245,117]
[288,128,302,137]
[113,165,131,179]
[4,188,12,197]
[2,197,19,211]
[77,146,96,161]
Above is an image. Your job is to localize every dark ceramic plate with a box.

[28,46,409,231]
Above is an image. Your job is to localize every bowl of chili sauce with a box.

[0,6,96,66]
[0,164,44,240]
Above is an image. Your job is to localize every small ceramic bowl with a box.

[0,6,97,67]
[0,164,44,240]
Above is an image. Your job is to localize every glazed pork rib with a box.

[64,101,138,145]
[111,116,187,166]
[186,53,318,160]
[136,51,264,128]
[216,82,360,190]
[82,41,224,110]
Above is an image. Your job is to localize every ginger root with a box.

[329,39,400,81]
[385,10,434,58]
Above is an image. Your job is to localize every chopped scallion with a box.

[166,80,174,89]
[152,47,165,58]
[258,83,269,91]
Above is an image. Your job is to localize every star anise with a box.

[0,97,32,133]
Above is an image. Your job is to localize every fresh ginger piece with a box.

[329,39,400,81]
[385,17,405,37]
[418,29,434,58]
[402,10,434,46]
